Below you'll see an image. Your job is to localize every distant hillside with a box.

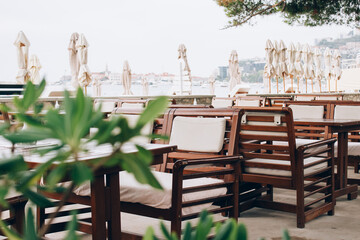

[316,35,360,49]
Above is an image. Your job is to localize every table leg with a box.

[91,174,107,240]
[336,132,347,189]
[108,172,121,239]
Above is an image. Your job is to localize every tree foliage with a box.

[216,0,360,28]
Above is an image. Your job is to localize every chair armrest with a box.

[297,138,336,154]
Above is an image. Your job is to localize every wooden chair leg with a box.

[296,179,305,228]
[11,200,27,234]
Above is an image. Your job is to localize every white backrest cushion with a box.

[169,117,226,152]
[94,101,116,113]
[123,114,153,144]
[289,105,324,119]
[212,99,233,108]
[334,106,360,120]
[121,103,144,109]
[236,100,260,107]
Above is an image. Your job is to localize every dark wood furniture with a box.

[31,143,176,240]
[238,107,336,228]
[294,118,360,199]
[121,156,241,238]
[0,195,27,236]
[160,108,241,172]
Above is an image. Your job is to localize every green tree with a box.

[216,0,360,28]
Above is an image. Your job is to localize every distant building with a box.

[218,66,228,80]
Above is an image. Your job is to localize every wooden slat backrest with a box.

[264,96,293,107]
[234,96,264,107]
[238,107,297,177]
[161,108,241,172]
[285,101,331,139]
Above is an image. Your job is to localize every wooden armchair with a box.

[159,108,241,173]
[0,195,27,236]
[238,107,336,228]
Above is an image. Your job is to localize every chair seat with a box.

[334,141,360,156]
[274,138,326,155]
[72,171,226,215]
[245,157,327,177]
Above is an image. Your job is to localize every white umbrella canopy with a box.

[295,43,304,92]
[208,70,217,95]
[28,54,41,84]
[287,42,296,92]
[68,32,80,88]
[332,49,342,92]
[314,48,323,92]
[302,44,313,92]
[279,40,288,92]
[141,76,149,96]
[228,50,242,92]
[273,40,281,93]
[178,44,192,94]
[324,47,332,91]
[14,31,31,83]
[263,39,275,93]
[122,60,133,95]
[76,34,92,92]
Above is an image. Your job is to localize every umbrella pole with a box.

[268,77,271,93]
[311,79,314,93]
[291,76,294,93]
[319,78,322,93]
[276,77,279,94]
[84,86,87,96]
[335,79,338,92]
[305,79,308,93]
[283,76,286,93]
[328,78,331,92]
[297,77,300,93]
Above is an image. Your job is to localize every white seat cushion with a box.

[236,100,260,107]
[289,105,324,119]
[334,141,360,156]
[274,138,326,155]
[122,114,153,144]
[121,103,144,109]
[245,157,327,177]
[73,171,226,215]
[94,101,116,113]
[169,117,226,152]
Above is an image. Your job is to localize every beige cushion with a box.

[94,101,116,113]
[169,117,226,152]
[334,106,360,120]
[73,171,226,215]
[122,114,153,144]
[245,157,327,177]
[211,99,233,108]
[121,103,144,109]
[236,100,260,107]
[274,138,328,155]
[334,141,360,156]
[289,105,324,119]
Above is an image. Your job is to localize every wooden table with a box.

[294,118,359,199]
[24,142,177,240]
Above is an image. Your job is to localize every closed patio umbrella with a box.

[273,41,280,93]
[332,49,342,92]
[28,54,41,84]
[302,44,313,93]
[68,32,80,88]
[314,48,323,92]
[263,39,274,93]
[141,76,149,96]
[14,31,30,83]
[208,70,216,95]
[228,50,242,92]
[295,43,304,93]
[324,47,332,92]
[279,40,288,93]
[287,42,296,92]
[76,34,92,94]
[178,44,192,94]
[122,60,133,95]
[93,77,101,97]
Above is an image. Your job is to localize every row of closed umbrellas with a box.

[264,39,342,93]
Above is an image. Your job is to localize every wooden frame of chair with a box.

[237,107,336,228]
[121,156,241,238]
[159,108,241,173]
[0,196,27,236]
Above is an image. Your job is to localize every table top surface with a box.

[294,118,360,127]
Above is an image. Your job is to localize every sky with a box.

[0,0,354,82]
